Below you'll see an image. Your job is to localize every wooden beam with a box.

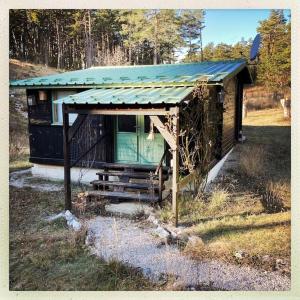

[68,114,87,143]
[63,104,72,211]
[178,171,196,190]
[149,116,176,150]
[66,107,167,116]
[170,107,179,227]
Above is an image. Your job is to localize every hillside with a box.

[9,59,62,171]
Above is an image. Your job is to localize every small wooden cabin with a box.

[10,60,252,224]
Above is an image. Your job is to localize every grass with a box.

[9,186,160,290]
[159,108,291,274]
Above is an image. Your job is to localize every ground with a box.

[9,94,291,290]
[8,59,291,291]
[159,107,291,275]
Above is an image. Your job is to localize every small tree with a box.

[257,10,291,112]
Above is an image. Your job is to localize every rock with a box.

[185,236,205,251]
[65,210,82,231]
[105,202,152,216]
[147,214,159,225]
[44,211,65,222]
[275,258,286,270]
[262,255,271,263]
[154,226,171,239]
[234,250,247,259]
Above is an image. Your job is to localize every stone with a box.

[154,226,171,239]
[65,210,82,231]
[262,255,271,263]
[185,236,205,250]
[105,202,152,216]
[234,250,247,259]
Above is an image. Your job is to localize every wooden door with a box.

[115,115,165,165]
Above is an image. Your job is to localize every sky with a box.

[202,9,290,47]
[177,9,291,60]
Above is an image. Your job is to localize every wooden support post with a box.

[63,104,72,211]
[170,107,179,227]
[158,166,163,203]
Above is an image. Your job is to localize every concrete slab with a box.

[105,201,153,216]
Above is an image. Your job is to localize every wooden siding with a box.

[222,77,237,156]
[27,89,114,166]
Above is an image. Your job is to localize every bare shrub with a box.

[261,181,285,213]
[208,188,229,213]
[240,145,266,177]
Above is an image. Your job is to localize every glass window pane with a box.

[118,115,136,132]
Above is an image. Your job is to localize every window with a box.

[117,115,136,132]
[53,91,78,124]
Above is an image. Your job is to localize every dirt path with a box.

[87,216,290,291]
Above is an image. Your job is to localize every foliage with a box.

[256,10,291,93]
[9,9,198,68]
[179,10,205,62]
[261,182,285,213]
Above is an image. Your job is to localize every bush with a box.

[261,182,285,213]
[208,188,229,213]
[240,145,265,177]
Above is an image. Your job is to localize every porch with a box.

[57,87,190,225]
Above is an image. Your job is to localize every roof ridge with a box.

[89,59,246,70]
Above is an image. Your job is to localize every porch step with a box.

[86,190,159,202]
[95,162,170,174]
[91,180,164,190]
[96,171,168,180]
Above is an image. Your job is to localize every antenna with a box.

[250,33,261,61]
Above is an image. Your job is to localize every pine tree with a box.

[257,10,291,93]
[179,9,205,62]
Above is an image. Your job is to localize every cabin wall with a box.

[26,89,114,167]
[222,77,238,156]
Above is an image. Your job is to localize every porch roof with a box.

[53,86,194,105]
[10,59,252,88]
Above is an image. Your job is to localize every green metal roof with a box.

[53,86,194,105]
[10,59,251,88]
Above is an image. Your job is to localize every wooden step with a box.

[91,180,164,190]
[95,162,170,173]
[96,171,168,180]
[86,190,159,202]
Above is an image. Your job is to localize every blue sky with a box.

[202,9,290,47]
[176,9,290,60]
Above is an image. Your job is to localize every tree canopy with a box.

[9,9,291,92]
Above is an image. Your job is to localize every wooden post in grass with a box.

[150,108,180,226]
[63,104,71,211]
[170,107,179,227]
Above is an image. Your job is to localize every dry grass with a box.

[159,108,291,273]
[9,186,159,290]
[239,145,266,177]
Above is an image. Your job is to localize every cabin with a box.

[10,60,252,225]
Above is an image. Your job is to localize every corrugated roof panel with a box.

[10,59,251,88]
[53,87,194,106]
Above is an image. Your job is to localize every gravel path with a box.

[87,216,290,291]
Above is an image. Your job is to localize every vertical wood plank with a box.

[170,107,179,227]
[63,104,71,211]
[158,166,163,203]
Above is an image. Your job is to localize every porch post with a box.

[170,107,179,227]
[63,104,71,211]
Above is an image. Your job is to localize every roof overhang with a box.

[54,86,195,106]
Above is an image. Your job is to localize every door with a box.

[115,115,165,165]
